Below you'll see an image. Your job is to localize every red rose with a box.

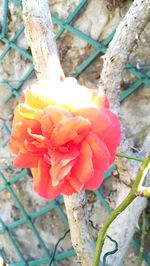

[9,78,121,199]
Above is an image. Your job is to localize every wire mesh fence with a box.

[0,0,150,265]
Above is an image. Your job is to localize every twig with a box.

[92,155,150,266]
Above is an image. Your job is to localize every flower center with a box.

[43,141,76,166]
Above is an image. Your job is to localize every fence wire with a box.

[0,0,150,265]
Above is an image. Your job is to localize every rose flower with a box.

[9,78,121,200]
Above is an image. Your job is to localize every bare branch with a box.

[22,0,94,264]
[64,193,95,266]
[22,0,64,80]
[100,0,150,114]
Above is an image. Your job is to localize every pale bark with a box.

[100,0,150,115]
[22,0,64,81]
[64,193,95,266]
[99,0,150,265]
[22,1,94,265]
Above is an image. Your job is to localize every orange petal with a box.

[14,153,41,168]
[100,110,121,164]
[8,137,20,154]
[41,106,72,138]
[84,169,104,190]
[44,106,72,124]
[27,128,45,143]
[50,159,77,186]
[49,148,79,167]
[32,159,63,200]
[73,107,112,139]
[67,175,84,192]
[41,114,53,138]
[51,116,91,146]
[86,133,110,170]
[71,140,93,183]
[83,133,110,190]
[62,180,76,195]
[24,139,47,153]
[9,105,41,153]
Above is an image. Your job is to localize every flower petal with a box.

[32,159,63,200]
[100,110,121,163]
[19,103,38,119]
[51,116,91,146]
[41,114,53,138]
[27,128,45,143]
[67,175,84,192]
[86,133,110,170]
[73,107,112,138]
[14,153,41,168]
[49,148,79,167]
[44,106,72,124]
[84,169,104,190]
[84,133,110,190]
[25,83,56,109]
[71,140,93,183]
[9,105,41,153]
[50,159,77,186]
[62,180,76,195]
[74,107,121,164]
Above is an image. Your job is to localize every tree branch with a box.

[64,193,95,266]
[22,1,94,265]
[22,0,64,80]
[100,0,150,114]
[98,0,150,264]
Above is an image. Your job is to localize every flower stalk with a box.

[92,154,150,266]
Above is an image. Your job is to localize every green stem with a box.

[92,191,136,266]
[137,210,146,266]
[116,153,144,162]
[92,155,150,266]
